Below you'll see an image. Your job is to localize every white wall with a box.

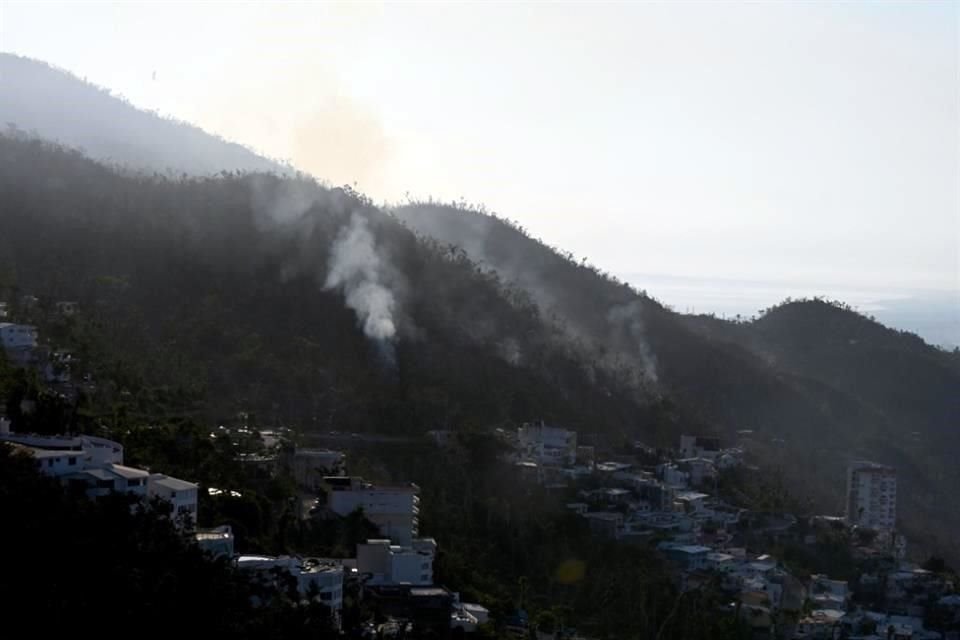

[846,463,896,530]
[148,475,198,528]
[328,482,418,544]
[0,323,37,349]
[82,436,124,465]
[357,539,434,586]
[517,423,577,466]
[300,564,344,611]
[35,451,87,476]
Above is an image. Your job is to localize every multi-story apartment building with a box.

[323,476,420,545]
[845,461,897,531]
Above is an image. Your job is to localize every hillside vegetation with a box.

[0,134,673,439]
[1,53,957,563]
[395,203,960,561]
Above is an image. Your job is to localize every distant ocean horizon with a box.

[621,273,960,349]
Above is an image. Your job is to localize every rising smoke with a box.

[395,203,659,384]
[607,301,658,383]
[249,177,402,365]
[324,213,397,343]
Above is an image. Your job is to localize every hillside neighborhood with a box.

[2,302,960,638]
[1,4,958,637]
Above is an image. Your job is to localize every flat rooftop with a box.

[151,475,198,491]
[109,464,149,479]
[676,491,710,501]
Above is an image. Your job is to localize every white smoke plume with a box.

[607,301,658,383]
[324,213,397,342]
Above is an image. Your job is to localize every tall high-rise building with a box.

[845,461,897,531]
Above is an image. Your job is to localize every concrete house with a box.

[324,476,420,545]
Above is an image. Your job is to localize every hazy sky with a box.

[2,1,958,292]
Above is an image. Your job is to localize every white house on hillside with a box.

[148,474,199,527]
[237,555,345,616]
[356,537,436,586]
[517,421,577,466]
[323,476,420,545]
[1,430,197,528]
[0,432,123,465]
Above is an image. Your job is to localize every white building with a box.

[461,603,490,625]
[324,476,420,545]
[717,449,744,469]
[74,464,149,498]
[451,596,491,633]
[675,490,710,514]
[517,421,577,466]
[679,435,721,461]
[30,447,89,476]
[809,574,849,610]
[705,552,736,572]
[845,461,897,531]
[82,435,124,465]
[148,474,199,528]
[0,432,123,465]
[676,458,718,487]
[0,322,38,350]
[237,555,345,614]
[64,467,123,498]
[300,558,346,611]
[2,429,198,529]
[356,537,436,586]
[657,462,690,489]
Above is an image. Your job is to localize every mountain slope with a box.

[0,134,674,441]
[0,53,284,175]
[3,54,957,561]
[394,202,960,560]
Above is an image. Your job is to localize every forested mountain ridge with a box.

[0,53,284,175]
[1,52,957,562]
[394,203,960,561]
[0,134,673,439]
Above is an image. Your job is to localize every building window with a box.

[68,457,77,466]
